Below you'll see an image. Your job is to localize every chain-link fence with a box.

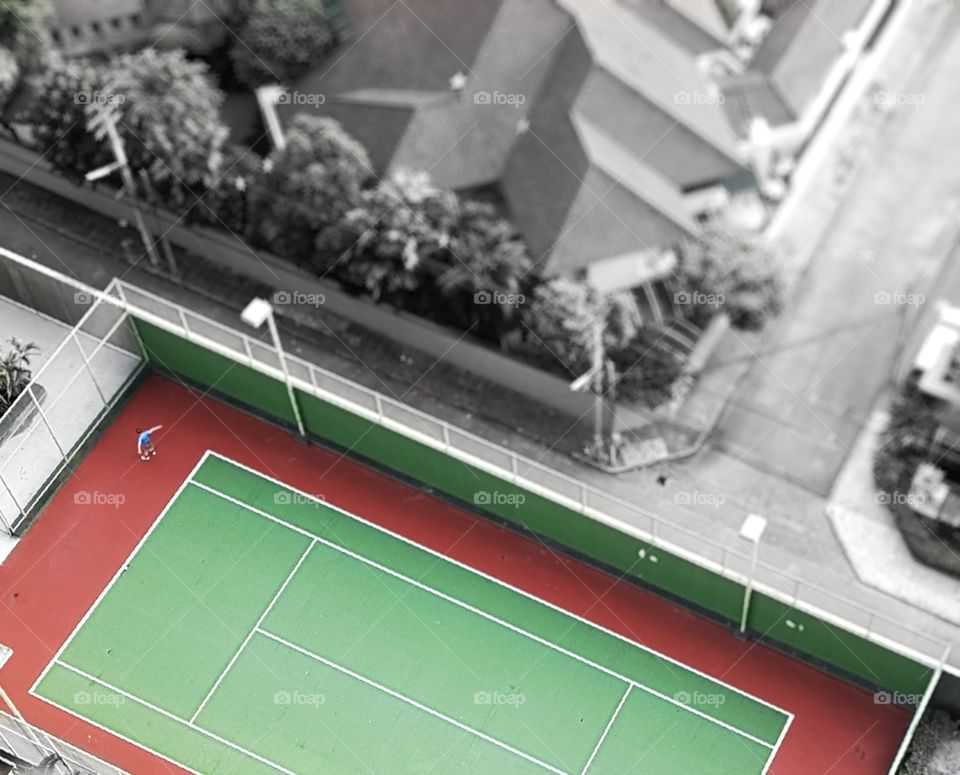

[0,254,143,532]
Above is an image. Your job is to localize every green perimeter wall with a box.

[134,320,934,696]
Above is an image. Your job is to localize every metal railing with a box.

[0,258,143,532]
[0,710,128,775]
[109,277,952,672]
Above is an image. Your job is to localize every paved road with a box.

[714,2,960,497]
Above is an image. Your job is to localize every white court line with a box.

[189,540,317,723]
[205,451,793,723]
[256,628,566,775]
[30,452,214,697]
[580,685,631,775]
[29,449,791,774]
[51,661,295,775]
[761,712,793,775]
[29,690,207,775]
[194,480,777,750]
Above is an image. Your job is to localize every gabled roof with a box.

[388,0,570,189]
[540,115,694,276]
[723,0,877,131]
[619,0,724,53]
[292,0,503,95]
[574,67,741,190]
[557,0,743,163]
[279,0,750,279]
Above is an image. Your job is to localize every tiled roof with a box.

[753,0,876,117]
[574,68,741,189]
[291,0,503,96]
[389,0,570,188]
[500,25,594,268]
[720,71,795,134]
[618,0,724,52]
[558,0,742,162]
[542,166,690,277]
[279,0,751,279]
[573,114,695,234]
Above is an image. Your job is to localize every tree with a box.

[23,58,113,180]
[229,0,335,88]
[322,170,455,300]
[676,228,786,330]
[521,280,639,377]
[253,114,371,262]
[105,49,229,211]
[187,144,264,234]
[437,201,530,296]
[0,47,19,107]
[0,0,50,69]
[611,327,684,409]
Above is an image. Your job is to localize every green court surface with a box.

[33,453,791,774]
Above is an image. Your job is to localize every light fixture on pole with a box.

[738,513,767,634]
[570,319,606,461]
[241,297,306,439]
[86,104,165,272]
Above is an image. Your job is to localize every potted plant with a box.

[0,338,41,439]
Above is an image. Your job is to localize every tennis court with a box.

[32,451,791,775]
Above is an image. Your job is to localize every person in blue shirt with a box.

[136,425,163,461]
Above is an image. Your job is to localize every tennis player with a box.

[136,425,163,461]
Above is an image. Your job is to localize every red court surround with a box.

[0,375,910,774]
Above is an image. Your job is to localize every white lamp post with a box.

[739,513,767,634]
[241,298,306,439]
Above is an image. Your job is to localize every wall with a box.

[134,319,934,696]
[0,138,613,421]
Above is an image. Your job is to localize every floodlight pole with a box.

[591,320,604,454]
[242,298,306,439]
[266,309,306,439]
[739,514,767,635]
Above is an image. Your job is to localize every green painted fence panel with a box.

[136,322,295,425]
[747,594,933,696]
[295,389,745,621]
[132,320,931,695]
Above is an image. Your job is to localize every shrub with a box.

[612,327,685,409]
[677,228,786,330]
[0,46,19,107]
[320,170,454,300]
[899,709,960,775]
[21,58,113,180]
[0,0,50,69]
[252,114,370,262]
[105,49,229,210]
[520,280,641,379]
